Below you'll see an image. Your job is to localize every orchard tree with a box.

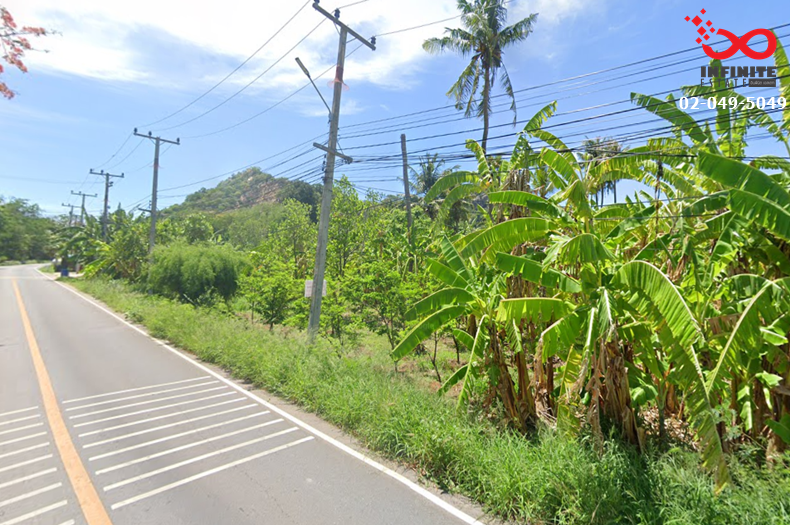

[1,6,48,99]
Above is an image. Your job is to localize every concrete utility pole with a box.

[400,134,412,243]
[133,129,180,254]
[306,1,375,340]
[90,169,124,241]
[61,203,78,227]
[70,190,97,226]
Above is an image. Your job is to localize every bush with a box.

[148,243,248,304]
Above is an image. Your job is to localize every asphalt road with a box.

[0,265,485,525]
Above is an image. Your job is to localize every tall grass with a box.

[72,277,790,525]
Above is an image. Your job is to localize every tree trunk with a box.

[481,65,490,154]
[432,334,442,383]
[452,334,461,364]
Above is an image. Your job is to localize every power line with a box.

[337,47,787,140]
[340,80,789,156]
[153,18,328,132]
[375,14,460,37]
[184,43,366,139]
[92,133,133,169]
[337,25,790,132]
[106,138,146,170]
[141,0,313,128]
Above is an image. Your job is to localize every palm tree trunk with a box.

[482,65,490,153]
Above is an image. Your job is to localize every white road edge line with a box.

[73,391,236,428]
[104,427,299,491]
[65,380,220,412]
[82,404,259,448]
[97,419,285,475]
[0,432,48,448]
[110,437,314,510]
[0,442,50,461]
[0,423,44,437]
[77,398,245,437]
[88,413,279,462]
[51,272,486,525]
[56,521,76,525]
[63,376,210,404]
[0,454,53,474]
[0,407,37,419]
[0,500,68,525]
[0,483,62,510]
[69,386,228,420]
[0,469,57,491]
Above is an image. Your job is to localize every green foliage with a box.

[345,258,425,349]
[328,176,363,278]
[148,242,248,304]
[241,251,299,329]
[0,197,55,262]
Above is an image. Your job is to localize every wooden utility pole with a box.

[400,134,412,243]
[61,203,78,227]
[70,190,97,226]
[90,169,124,241]
[307,2,375,340]
[133,129,180,254]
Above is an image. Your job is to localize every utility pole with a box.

[306,1,375,340]
[70,190,97,226]
[133,128,180,254]
[90,169,124,241]
[400,134,413,243]
[61,203,78,227]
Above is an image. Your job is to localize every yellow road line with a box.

[12,280,113,525]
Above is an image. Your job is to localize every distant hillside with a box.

[166,167,320,216]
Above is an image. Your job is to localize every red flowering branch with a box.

[1,5,48,99]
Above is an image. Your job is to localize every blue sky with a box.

[1,0,788,218]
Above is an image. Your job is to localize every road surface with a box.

[0,265,485,525]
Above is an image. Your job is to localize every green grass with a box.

[71,277,790,525]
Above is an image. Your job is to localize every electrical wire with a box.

[153,18,328,132]
[141,1,313,128]
[91,133,133,169]
[184,43,366,139]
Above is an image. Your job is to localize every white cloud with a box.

[5,0,604,94]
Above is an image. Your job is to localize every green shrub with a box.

[148,243,248,304]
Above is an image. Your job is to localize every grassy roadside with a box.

[70,277,790,525]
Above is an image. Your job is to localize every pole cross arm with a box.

[133,128,181,145]
[312,2,376,50]
[71,190,98,198]
[89,169,125,178]
[313,143,353,163]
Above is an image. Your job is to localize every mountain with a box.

[166,167,320,216]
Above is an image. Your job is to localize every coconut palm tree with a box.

[410,153,460,221]
[423,0,537,152]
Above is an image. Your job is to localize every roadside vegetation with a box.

[0,197,56,263]
[71,277,790,525]
[9,0,783,516]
